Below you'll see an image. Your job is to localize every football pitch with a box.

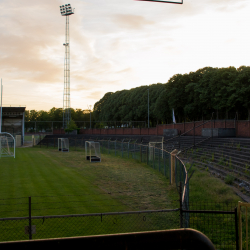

[0,146,243,243]
[0,147,177,218]
[0,147,179,241]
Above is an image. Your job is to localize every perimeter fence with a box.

[182,202,238,250]
[0,195,180,242]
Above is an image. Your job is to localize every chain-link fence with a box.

[182,202,238,250]
[0,197,239,249]
[0,195,180,242]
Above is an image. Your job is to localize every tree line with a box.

[93,66,250,125]
[25,108,91,122]
[25,108,92,132]
[26,65,250,131]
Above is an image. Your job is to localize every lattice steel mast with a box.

[60,4,74,128]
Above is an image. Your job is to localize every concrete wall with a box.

[163,129,178,137]
[202,128,236,137]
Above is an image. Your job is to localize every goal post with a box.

[0,132,15,158]
[58,138,69,152]
[149,140,164,160]
[85,141,101,162]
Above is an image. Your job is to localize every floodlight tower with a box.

[60,4,74,129]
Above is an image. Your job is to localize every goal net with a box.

[0,132,15,158]
[58,138,69,152]
[85,141,101,162]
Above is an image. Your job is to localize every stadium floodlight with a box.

[60,4,74,16]
[58,138,69,152]
[59,3,75,129]
[85,141,101,162]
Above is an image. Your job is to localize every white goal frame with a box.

[85,141,101,162]
[58,138,69,152]
[149,141,164,160]
[0,132,15,158]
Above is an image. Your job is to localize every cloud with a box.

[86,91,104,100]
[116,67,133,74]
[201,0,248,13]
[112,14,155,30]
[0,0,249,112]
[0,0,66,84]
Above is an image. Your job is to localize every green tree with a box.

[228,66,250,119]
[165,74,190,122]
[65,119,78,133]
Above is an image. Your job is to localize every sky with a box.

[0,0,249,111]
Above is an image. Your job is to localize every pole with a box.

[148,88,149,128]
[235,207,239,250]
[29,196,32,240]
[88,105,92,129]
[63,14,71,129]
[90,110,91,129]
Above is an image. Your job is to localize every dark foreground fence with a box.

[0,205,179,242]
[182,202,239,250]
[0,197,239,250]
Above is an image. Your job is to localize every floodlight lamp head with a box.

[59,3,74,16]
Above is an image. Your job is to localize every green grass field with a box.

[0,147,180,241]
[0,146,242,244]
[0,146,242,217]
[0,147,179,216]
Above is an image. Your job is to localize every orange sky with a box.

[0,0,249,111]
